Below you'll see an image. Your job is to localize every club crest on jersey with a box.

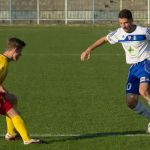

[128,36,132,40]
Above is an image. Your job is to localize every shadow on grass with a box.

[42,130,147,144]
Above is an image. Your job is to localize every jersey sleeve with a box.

[106,29,119,44]
[146,27,150,40]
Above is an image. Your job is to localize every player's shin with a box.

[134,101,150,120]
[11,115,31,141]
[6,116,16,135]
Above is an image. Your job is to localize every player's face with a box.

[12,48,22,61]
[118,18,133,33]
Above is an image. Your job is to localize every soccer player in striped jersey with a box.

[0,37,41,144]
[81,9,150,133]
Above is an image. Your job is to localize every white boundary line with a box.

[0,133,149,138]
[31,134,150,137]
[29,133,150,137]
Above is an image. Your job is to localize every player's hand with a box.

[80,50,91,61]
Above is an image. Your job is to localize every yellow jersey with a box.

[0,54,8,84]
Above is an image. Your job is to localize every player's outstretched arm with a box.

[80,36,108,61]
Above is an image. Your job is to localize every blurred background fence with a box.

[0,0,149,24]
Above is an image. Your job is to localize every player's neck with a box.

[2,50,14,61]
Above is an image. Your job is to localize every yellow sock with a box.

[6,116,16,135]
[12,115,31,141]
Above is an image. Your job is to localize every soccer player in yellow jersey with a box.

[0,37,41,145]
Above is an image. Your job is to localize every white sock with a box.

[133,101,150,120]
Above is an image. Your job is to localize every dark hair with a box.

[118,9,133,20]
[7,37,26,50]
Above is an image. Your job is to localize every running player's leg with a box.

[139,82,150,102]
[6,108,41,144]
[126,93,150,119]
[4,93,18,140]
[139,59,150,103]
[126,67,150,120]
[0,94,41,144]
[6,108,30,142]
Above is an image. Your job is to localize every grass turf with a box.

[0,25,149,150]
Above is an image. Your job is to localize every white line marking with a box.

[0,133,148,138]
[30,133,150,137]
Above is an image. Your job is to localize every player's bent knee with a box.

[6,108,19,118]
[126,94,138,109]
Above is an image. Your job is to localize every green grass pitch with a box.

[0,25,149,150]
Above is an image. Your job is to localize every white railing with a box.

[0,0,149,24]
